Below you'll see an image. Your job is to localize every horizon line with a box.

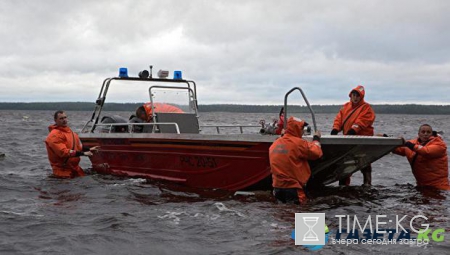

[1,102,450,106]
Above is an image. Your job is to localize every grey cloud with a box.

[0,0,449,104]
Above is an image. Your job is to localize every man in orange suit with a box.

[393,124,449,190]
[330,85,375,186]
[269,117,323,204]
[45,110,99,178]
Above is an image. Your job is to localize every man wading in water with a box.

[45,110,99,178]
[269,117,323,204]
[393,124,449,190]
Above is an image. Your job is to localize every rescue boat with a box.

[79,67,403,191]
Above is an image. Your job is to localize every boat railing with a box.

[96,122,181,134]
[81,120,94,133]
[84,76,197,133]
[283,87,317,132]
[200,125,261,134]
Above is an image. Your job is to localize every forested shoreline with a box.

[1,102,450,114]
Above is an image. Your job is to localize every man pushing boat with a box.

[269,117,323,204]
[45,110,99,178]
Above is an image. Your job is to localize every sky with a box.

[0,0,449,105]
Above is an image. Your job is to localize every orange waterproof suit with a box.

[393,136,449,190]
[269,117,323,203]
[332,85,375,185]
[332,85,375,135]
[143,102,184,122]
[45,125,85,178]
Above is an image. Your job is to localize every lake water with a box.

[0,110,449,254]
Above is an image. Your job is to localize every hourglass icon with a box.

[303,216,319,241]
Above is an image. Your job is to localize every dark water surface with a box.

[0,110,449,255]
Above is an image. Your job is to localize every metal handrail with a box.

[186,80,199,109]
[82,76,195,133]
[200,125,261,134]
[96,122,181,134]
[283,87,317,132]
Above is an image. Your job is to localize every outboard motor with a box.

[100,115,129,133]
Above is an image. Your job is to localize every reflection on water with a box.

[0,110,449,254]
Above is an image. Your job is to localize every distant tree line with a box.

[0,102,450,114]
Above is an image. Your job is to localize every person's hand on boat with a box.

[330,129,339,135]
[404,141,415,150]
[81,146,100,157]
[346,129,357,135]
[313,130,321,142]
[375,133,390,137]
[89,146,100,153]
[391,136,408,150]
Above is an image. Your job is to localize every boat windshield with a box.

[150,87,195,113]
[102,79,195,113]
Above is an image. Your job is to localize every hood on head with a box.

[348,85,365,100]
[285,116,308,137]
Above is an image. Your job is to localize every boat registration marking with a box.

[180,156,218,168]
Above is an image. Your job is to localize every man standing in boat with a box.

[330,85,375,186]
[269,117,323,204]
[275,107,285,135]
[45,110,99,178]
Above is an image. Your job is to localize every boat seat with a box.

[154,113,199,134]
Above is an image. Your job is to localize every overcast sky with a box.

[0,0,449,105]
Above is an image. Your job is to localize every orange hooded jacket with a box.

[393,136,449,190]
[45,125,85,178]
[269,117,323,189]
[143,102,184,122]
[332,85,375,135]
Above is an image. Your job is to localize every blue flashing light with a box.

[173,70,182,80]
[119,67,128,78]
